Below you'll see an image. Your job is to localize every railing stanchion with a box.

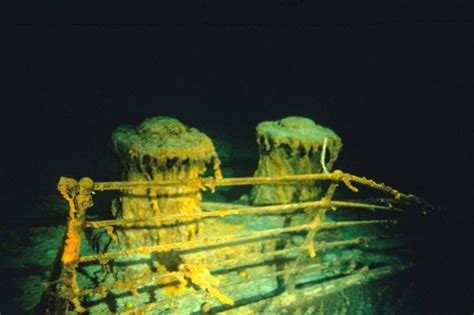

[55,177,94,314]
[286,181,339,293]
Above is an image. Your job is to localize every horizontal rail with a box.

[86,200,405,229]
[93,171,412,200]
[93,173,335,191]
[78,220,396,263]
[206,236,374,270]
[86,200,325,228]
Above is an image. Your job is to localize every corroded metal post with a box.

[48,177,94,314]
[109,116,222,278]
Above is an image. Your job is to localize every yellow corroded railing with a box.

[41,170,426,314]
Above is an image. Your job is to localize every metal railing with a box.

[41,170,425,314]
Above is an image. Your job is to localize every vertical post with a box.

[54,177,94,314]
[285,181,339,293]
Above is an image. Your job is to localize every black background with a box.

[7,3,472,206]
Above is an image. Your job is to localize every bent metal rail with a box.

[41,170,423,314]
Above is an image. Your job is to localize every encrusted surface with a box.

[256,116,341,151]
[251,116,342,205]
[113,116,220,164]
[107,117,222,278]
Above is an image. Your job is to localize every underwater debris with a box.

[251,116,342,205]
[177,263,234,305]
